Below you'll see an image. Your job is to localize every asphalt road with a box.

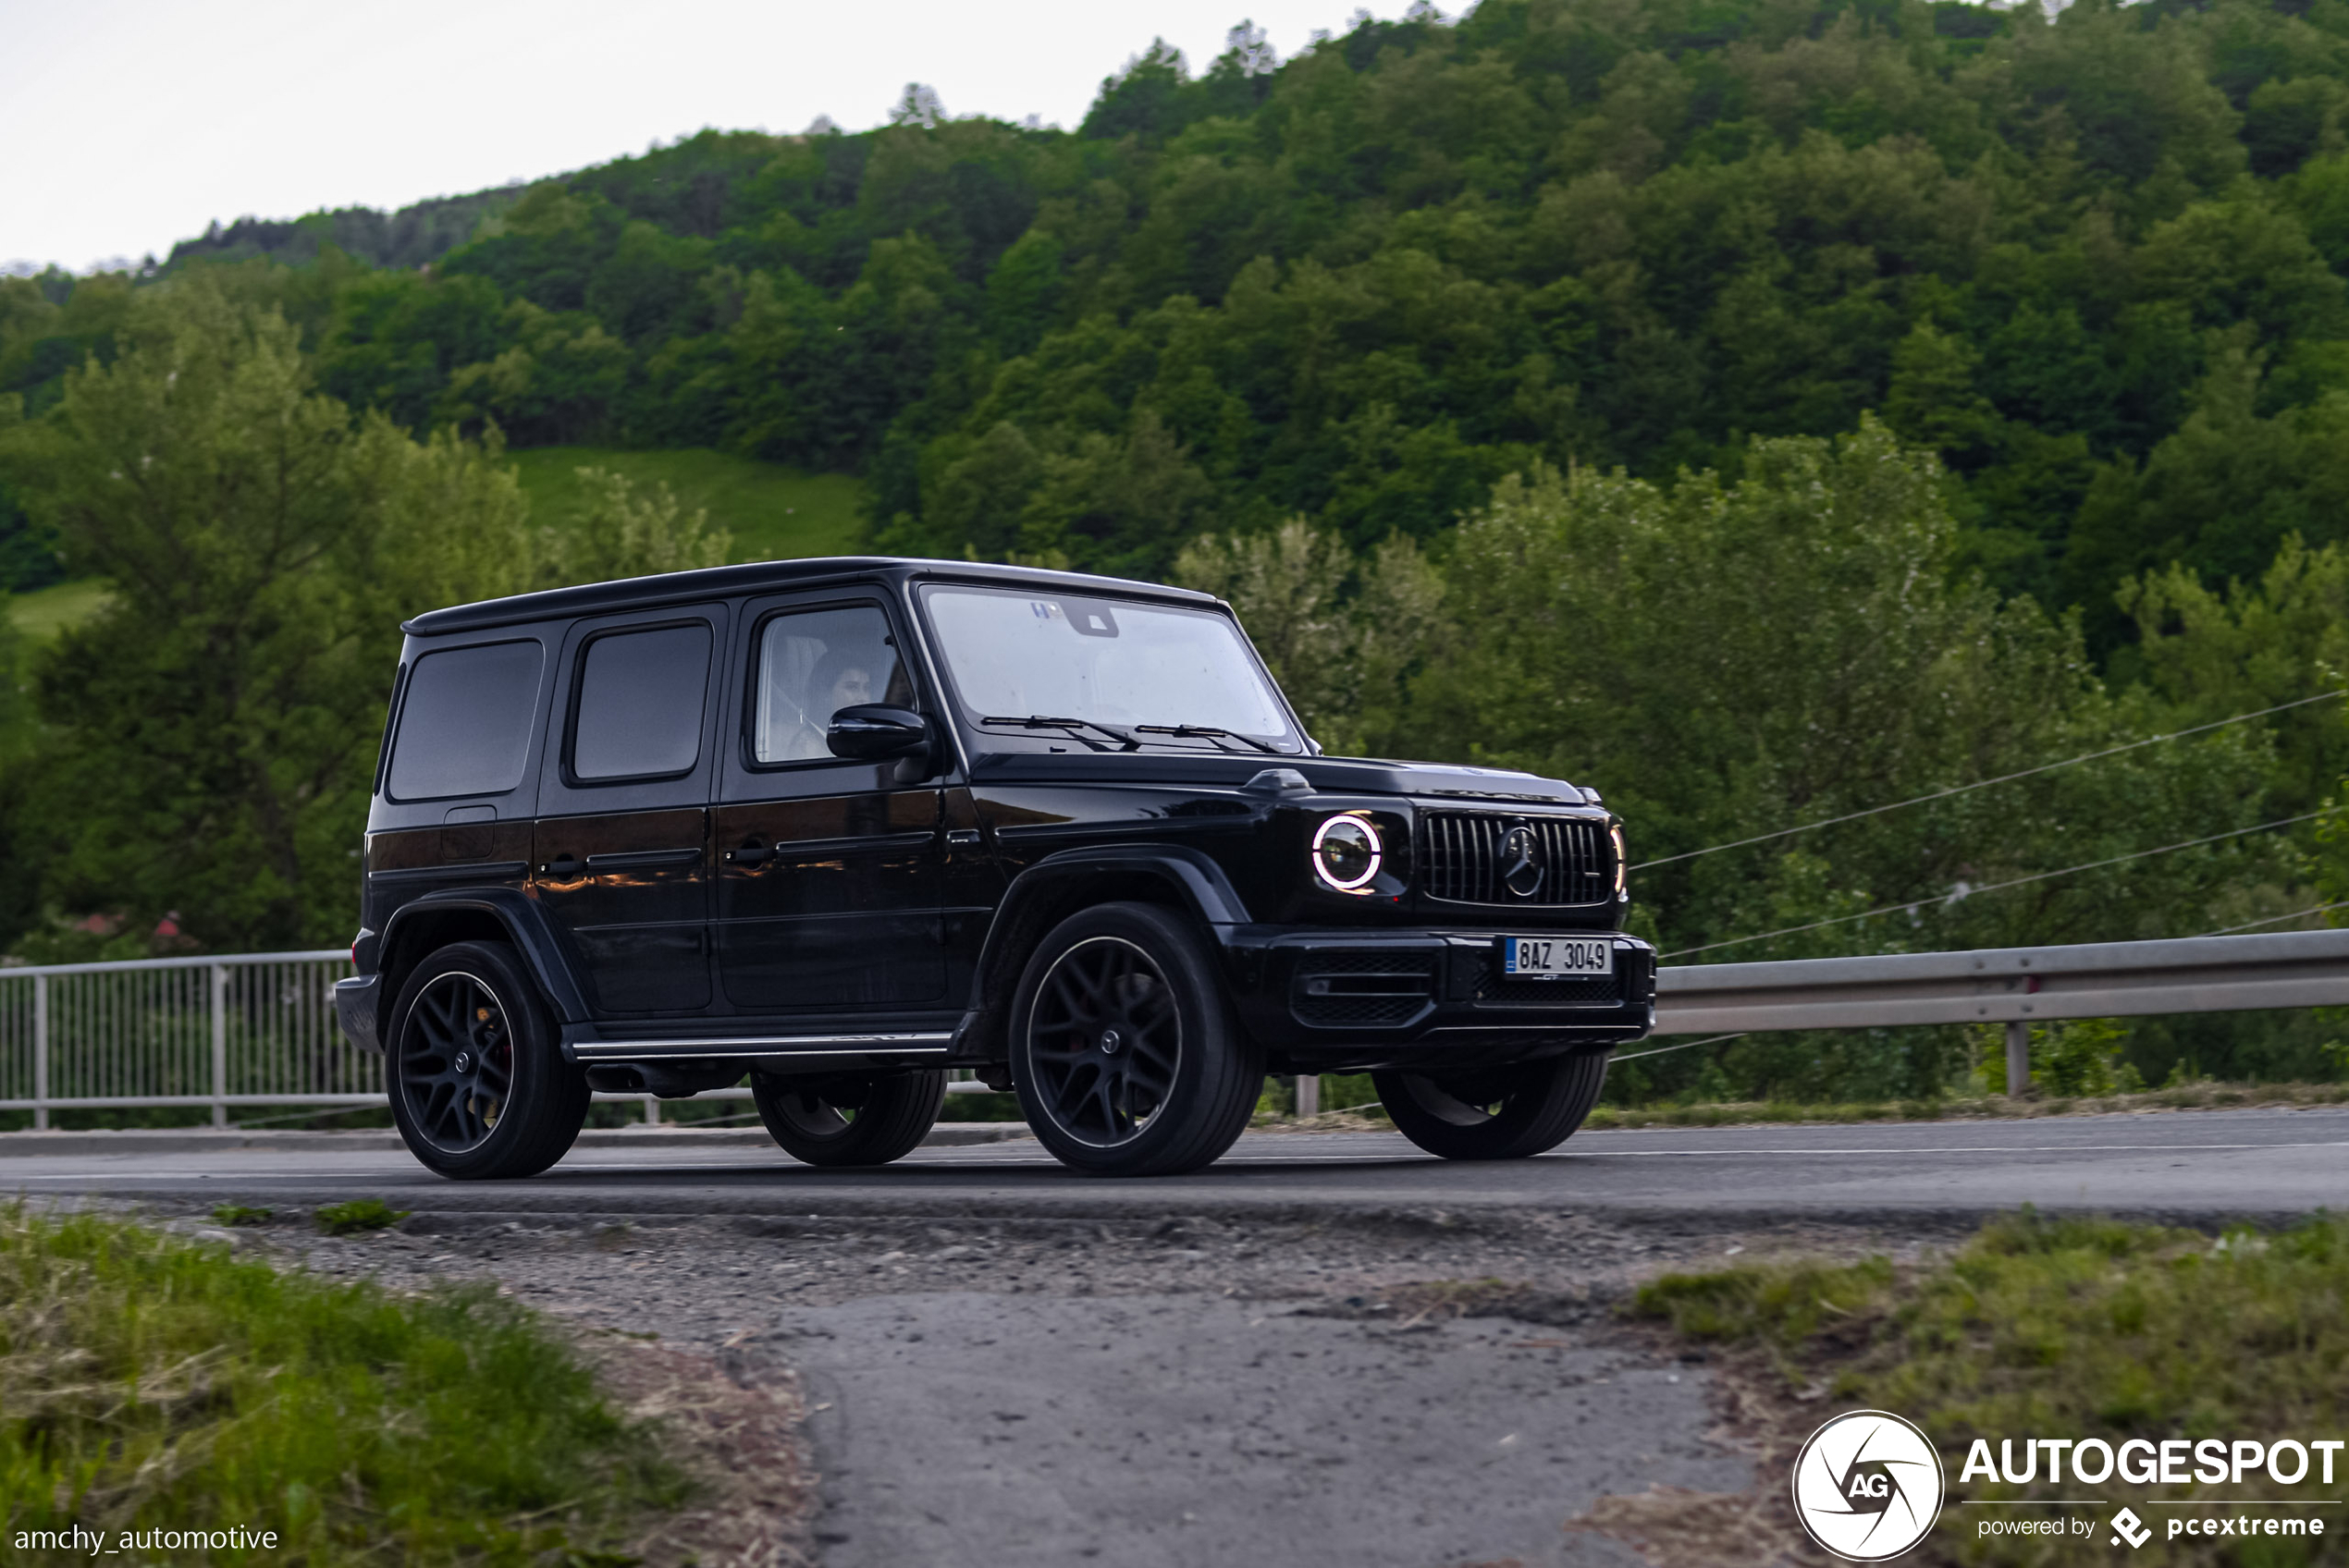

[7,1104,2345,1223]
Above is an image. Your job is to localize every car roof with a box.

[401,557,1222,636]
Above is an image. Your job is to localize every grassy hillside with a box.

[6,577,107,643]
[509,447,864,563]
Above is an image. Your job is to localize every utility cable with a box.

[1663,811,2325,960]
[1632,690,2345,871]
[1611,1031,1748,1063]
[2195,902,2349,937]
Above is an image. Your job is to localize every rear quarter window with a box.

[385,640,545,802]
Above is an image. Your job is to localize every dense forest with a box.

[12,0,2349,1099]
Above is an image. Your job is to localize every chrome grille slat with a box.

[1420,812,1611,907]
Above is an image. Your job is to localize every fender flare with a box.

[959,842,1252,1054]
[376,888,592,1027]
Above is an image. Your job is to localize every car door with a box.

[532,605,725,1015]
[712,593,946,1012]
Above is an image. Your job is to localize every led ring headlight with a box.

[1311,814,1383,892]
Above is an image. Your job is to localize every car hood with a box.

[964,749,1596,805]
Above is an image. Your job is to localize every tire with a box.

[387,940,589,1180]
[1372,1052,1609,1161]
[750,1069,947,1167]
[1008,901,1263,1177]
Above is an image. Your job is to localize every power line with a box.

[1664,810,2325,960]
[1613,1031,1747,1063]
[2196,902,2349,937]
[1632,689,2345,872]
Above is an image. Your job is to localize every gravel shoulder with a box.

[134,1198,1956,1568]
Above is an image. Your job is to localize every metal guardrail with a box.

[1653,926,2349,1094]
[1653,927,2349,1033]
[8,926,2343,1126]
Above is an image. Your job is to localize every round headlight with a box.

[1311,814,1383,892]
[1610,823,1628,895]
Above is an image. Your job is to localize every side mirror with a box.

[827,704,930,762]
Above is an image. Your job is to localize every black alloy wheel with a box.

[387,940,589,1180]
[1027,937,1179,1145]
[1372,1052,1610,1161]
[1010,901,1262,1177]
[750,1070,946,1167]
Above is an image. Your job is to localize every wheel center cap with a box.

[454,1050,473,1073]
[1099,1029,1122,1055]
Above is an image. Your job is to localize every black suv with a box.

[334,557,1654,1179]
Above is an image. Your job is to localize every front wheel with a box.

[1372,1053,1608,1161]
[387,940,589,1180]
[751,1070,946,1167]
[1009,902,1263,1177]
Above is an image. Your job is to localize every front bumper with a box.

[334,974,384,1055]
[1219,926,1656,1064]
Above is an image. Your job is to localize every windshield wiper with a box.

[1134,724,1283,755]
[979,715,1140,752]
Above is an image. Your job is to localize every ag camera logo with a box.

[1792,1410,1947,1561]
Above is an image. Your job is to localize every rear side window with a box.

[386,640,544,801]
[571,622,712,781]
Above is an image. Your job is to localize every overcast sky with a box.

[3,0,1419,274]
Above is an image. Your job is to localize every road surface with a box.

[5,1106,2343,1224]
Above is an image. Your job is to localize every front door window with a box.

[751,606,913,764]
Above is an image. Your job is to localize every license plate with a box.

[1500,937,1613,979]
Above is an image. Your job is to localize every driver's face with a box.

[830,667,873,708]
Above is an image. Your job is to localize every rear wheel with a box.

[387,941,589,1180]
[750,1070,946,1167]
[1009,901,1262,1177]
[1372,1052,1608,1161]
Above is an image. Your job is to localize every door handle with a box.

[723,841,771,866]
[539,853,584,878]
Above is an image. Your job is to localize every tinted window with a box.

[572,623,712,781]
[752,605,913,764]
[386,640,544,801]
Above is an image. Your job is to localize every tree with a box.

[8,279,722,951]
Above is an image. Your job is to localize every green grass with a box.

[5,576,110,643]
[1633,1210,2349,1564]
[1,1205,686,1560]
[314,1198,410,1235]
[508,446,865,563]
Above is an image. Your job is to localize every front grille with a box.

[1292,950,1437,1029]
[1450,949,1625,1009]
[1420,813,1612,907]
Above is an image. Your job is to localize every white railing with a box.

[0,951,366,1130]
[0,949,997,1131]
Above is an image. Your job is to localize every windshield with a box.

[918,584,1302,752]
